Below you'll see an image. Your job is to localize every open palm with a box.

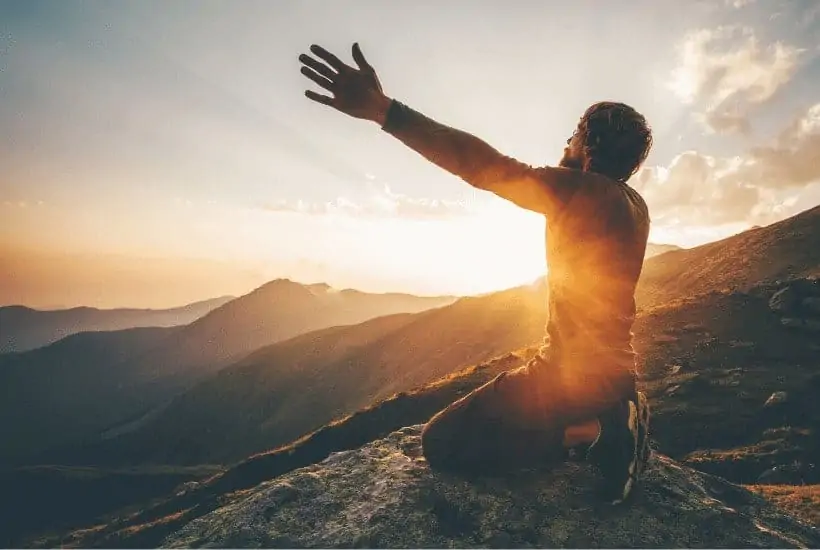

[298,43,389,123]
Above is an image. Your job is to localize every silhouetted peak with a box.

[236,279,323,307]
[306,283,333,294]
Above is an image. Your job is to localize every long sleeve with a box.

[381,100,578,217]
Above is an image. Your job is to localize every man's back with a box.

[541,171,650,372]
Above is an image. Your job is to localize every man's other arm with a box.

[381,100,577,218]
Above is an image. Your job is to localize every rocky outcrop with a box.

[163,425,819,549]
[769,278,820,331]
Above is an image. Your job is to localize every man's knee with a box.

[421,391,480,468]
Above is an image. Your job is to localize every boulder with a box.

[764,391,789,408]
[163,425,819,549]
[770,286,802,313]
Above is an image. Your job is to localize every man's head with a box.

[559,101,653,183]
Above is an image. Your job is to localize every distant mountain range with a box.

[0,297,234,353]
[0,283,454,466]
[51,283,549,466]
[44,206,820,468]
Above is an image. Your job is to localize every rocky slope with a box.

[636,204,820,308]
[159,425,818,549]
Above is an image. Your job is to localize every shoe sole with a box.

[610,392,651,505]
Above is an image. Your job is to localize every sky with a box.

[2,0,820,307]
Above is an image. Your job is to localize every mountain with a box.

[49,283,548,466]
[0,297,234,353]
[99,278,456,393]
[637,204,820,308]
[0,326,180,465]
[50,204,820,468]
[0,280,455,466]
[15,276,820,547]
[645,242,682,258]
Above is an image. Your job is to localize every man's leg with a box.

[421,355,650,502]
[421,359,569,475]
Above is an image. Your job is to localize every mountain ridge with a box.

[0,296,235,354]
[1,282,455,467]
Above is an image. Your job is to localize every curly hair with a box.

[577,101,653,183]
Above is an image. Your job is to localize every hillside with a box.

[0,464,221,549]
[17,275,820,548]
[0,296,234,353]
[115,278,455,385]
[79,277,820,475]
[0,326,179,465]
[50,282,548,466]
[1,280,454,466]
[47,204,820,468]
[636,204,820,308]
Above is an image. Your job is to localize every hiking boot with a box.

[586,390,651,504]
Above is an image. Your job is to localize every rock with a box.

[770,286,801,313]
[163,425,820,549]
[669,364,684,375]
[764,392,789,407]
[770,279,820,318]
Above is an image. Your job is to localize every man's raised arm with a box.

[380,99,579,216]
[298,43,577,218]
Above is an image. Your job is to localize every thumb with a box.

[352,42,374,73]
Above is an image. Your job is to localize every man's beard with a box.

[559,151,583,170]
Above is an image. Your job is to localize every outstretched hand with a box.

[299,43,392,125]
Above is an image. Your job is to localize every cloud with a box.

[725,0,755,8]
[669,26,804,133]
[262,185,474,221]
[637,102,820,225]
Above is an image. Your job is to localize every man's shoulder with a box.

[557,169,640,202]
[553,170,649,225]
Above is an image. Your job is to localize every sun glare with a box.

[404,199,547,295]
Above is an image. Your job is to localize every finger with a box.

[298,53,337,80]
[351,42,374,73]
[310,44,348,72]
[305,90,333,106]
[300,67,334,92]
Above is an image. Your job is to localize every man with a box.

[299,43,652,504]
